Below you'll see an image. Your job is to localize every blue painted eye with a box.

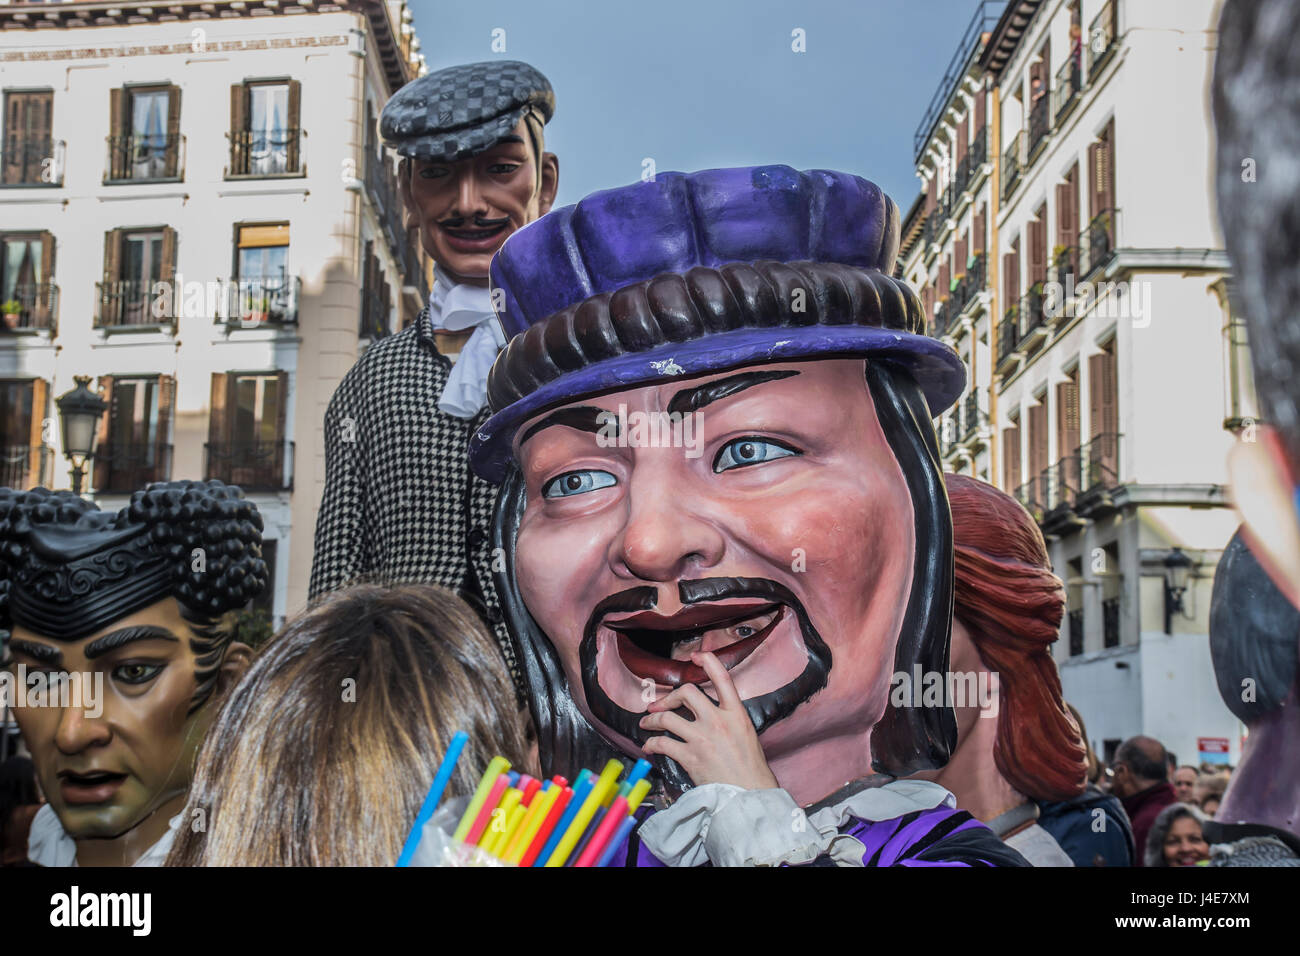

[542,470,618,499]
[713,438,799,473]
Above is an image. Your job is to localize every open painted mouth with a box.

[606,600,786,687]
[438,221,510,252]
[58,769,128,805]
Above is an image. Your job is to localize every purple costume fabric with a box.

[607,804,1027,867]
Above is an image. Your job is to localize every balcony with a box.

[933,298,951,339]
[954,125,989,202]
[1026,94,1050,166]
[0,444,51,489]
[1,136,65,187]
[1102,595,1121,648]
[1014,477,1045,523]
[960,388,987,444]
[1053,59,1082,129]
[1067,608,1083,656]
[223,275,300,328]
[1002,130,1023,201]
[205,440,294,492]
[1077,431,1122,516]
[95,279,174,331]
[93,443,173,493]
[105,133,184,183]
[996,307,1021,375]
[1087,0,1119,80]
[956,252,986,315]
[1,282,59,333]
[402,237,429,304]
[1080,208,1118,279]
[1041,454,1086,536]
[1018,283,1049,352]
[226,128,305,178]
[364,149,405,258]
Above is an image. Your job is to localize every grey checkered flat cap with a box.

[380,60,555,162]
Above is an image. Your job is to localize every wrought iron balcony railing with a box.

[96,279,174,329]
[1102,595,1121,648]
[1080,431,1121,493]
[997,307,1020,370]
[223,275,300,327]
[105,132,184,183]
[364,148,405,257]
[1053,59,1082,127]
[1068,608,1084,656]
[957,252,986,315]
[933,298,951,339]
[93,443,173,493]
[1019,283,1048,346]
[961,388,985,441]
[0,444,52,489]
[205,440,294,491]
[1027,94,1050,164]
[1088,0,1119,79]
[1,136,65,187]
[1,282,59,332]
[1080,208,1118,278]
[1002,130,1023,201]
[226,127,305,178]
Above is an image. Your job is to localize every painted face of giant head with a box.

[513,359,927,798]
[8,597,230,841]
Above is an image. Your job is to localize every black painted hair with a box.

[1210,528,1300,723]
[0,480,268,712]
[491,357,957,784]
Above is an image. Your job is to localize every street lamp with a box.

[56,376,108,495]
[1163,547,1194,634]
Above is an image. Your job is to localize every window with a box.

[229,223,296,325]
[107,85,181,182]
[93,375,175,492]
[98,227,176,328]
[3,90,56,186]
[1086,341,1119,489]
[0,232,55,331]
[1003,414,1021,492]
[0,378,49,489]
[207,371,290,490]
[228,79,302,177]
[359,239,392,339]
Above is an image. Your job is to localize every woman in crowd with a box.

[1146,803,1211,867]
[166,583,534,866]
[1195,771,1229,817]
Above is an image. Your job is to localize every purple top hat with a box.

[469,165,965,481]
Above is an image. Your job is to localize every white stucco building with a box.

[0,0,430,624]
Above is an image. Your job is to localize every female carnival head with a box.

[469,166,970,804]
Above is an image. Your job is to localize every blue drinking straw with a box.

[597,814,640,868]
[395,730,469,867]
[626,759,652,789]
[533,769,593,867]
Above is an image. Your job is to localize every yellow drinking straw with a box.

[502,786,555,864]
[489,803,528,859]
[544,759,623,867]
[480,787,523,850]
[626,778,652,813]
[453,756,510,842]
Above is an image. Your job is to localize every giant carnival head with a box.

[0,481,266,852]
[469,166,967,801]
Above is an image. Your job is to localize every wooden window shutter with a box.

[955,233,968,274]
[28,378,48,486]
[160,227,177,284]
[1002,251,1015,305]
[36,231,55,326]
[156,374,175,478]
[1029,402,1048,479]
[973,207,985,254]
[165,85,182,178]
[230,84,247,175]
[956,116,968,163]
[1087,142,1100,221]
[209,372,231,450]
[3,94,20,184]
[1056,379,1080,458]
[109,88,127,180]
[1054,184,1070,252]
[1004,422,1021,490]
[1030,211,1047,284]
[975,86,986,129]
[287,80,302,172]
[101,229,120,324]
[1101,120,1115,215]
[94,375,114,492]
[1088,352,1105,438]
[1101,345,1118,436]
[939,261,950,297]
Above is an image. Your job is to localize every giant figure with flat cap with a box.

[0,481,265,866]
[473,166,1027,866]
[311,61,559,691]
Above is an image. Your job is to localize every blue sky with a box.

[410,0,999,213]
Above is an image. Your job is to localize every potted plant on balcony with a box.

[1,299,22,331]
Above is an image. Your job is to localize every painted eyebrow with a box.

[490,134,526,147]
[666,369,801,415]
[84,626,178,661]
[519,405,616,447]
[8,639,61,666]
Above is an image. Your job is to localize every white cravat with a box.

[428,267,507,419]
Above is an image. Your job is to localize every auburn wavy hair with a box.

[947,474,1088,801]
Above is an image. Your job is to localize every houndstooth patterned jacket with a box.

[309,307,519,690]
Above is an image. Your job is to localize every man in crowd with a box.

[310,60,559,692]
[1110,735,1177,865]
[1173,764,1200,804]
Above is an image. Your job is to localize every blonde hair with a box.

[166,584,533,866]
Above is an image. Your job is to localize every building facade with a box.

[904,0,1252,768]
[0,0,430,626]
